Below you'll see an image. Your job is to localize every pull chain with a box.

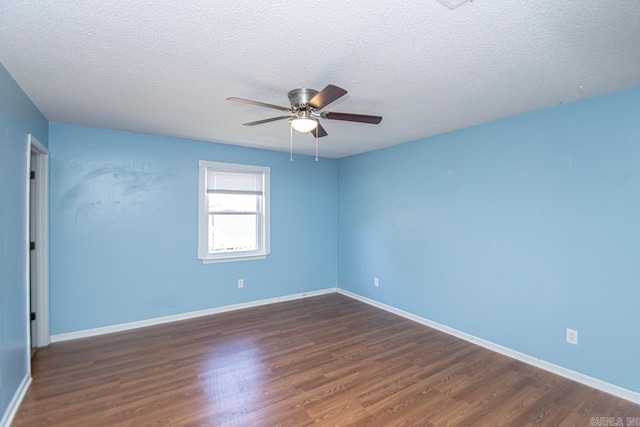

[315,126,319,161]
[290,123,293,162]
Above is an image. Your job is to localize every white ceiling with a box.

[1,1,640,158]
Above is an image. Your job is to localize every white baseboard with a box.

[0,373,31,427]
[337,288,640,406]
[48,286,640,405]
[51,288,337,343]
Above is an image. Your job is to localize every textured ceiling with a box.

[1,1,640,158]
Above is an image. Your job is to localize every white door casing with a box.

[26,134,50,355]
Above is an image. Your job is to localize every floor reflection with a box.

[200,337,267,417]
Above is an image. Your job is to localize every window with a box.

[198,160,270,263]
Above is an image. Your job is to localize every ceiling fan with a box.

[226,84,382,138]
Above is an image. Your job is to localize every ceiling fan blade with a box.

[227,97,291,112]
[303,123,328,137]
[243,116,291,126]
[308,85,347,110]
[323,112,382,124]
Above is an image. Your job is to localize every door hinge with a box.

[30,312,36,321]
[30,241,36,251]
[30,170,35,180]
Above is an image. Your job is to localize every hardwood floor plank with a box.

[13,293,640,426]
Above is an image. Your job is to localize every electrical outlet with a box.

[374,277,379,287]
[237,279,244,288]
[566,328,578,345]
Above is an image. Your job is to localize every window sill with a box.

[200,254,267,264]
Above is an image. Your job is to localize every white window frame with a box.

[198,160,270,264]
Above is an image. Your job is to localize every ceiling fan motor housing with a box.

[288,88,319,110]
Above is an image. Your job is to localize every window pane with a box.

[209,214,257,253]
[208,193,257,212]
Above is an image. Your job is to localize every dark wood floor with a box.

[14,294,640,426]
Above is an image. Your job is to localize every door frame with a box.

[26,134,50,355]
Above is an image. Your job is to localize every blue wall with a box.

[49,123,337,334]
[338,86,640,393]
[0,63,48,422]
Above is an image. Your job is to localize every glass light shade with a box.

[290,117,318,133]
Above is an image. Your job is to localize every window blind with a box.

[206,170,264,195]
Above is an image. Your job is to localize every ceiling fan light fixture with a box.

[290,117,318,133]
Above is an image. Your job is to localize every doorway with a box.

[27,134,50,360]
